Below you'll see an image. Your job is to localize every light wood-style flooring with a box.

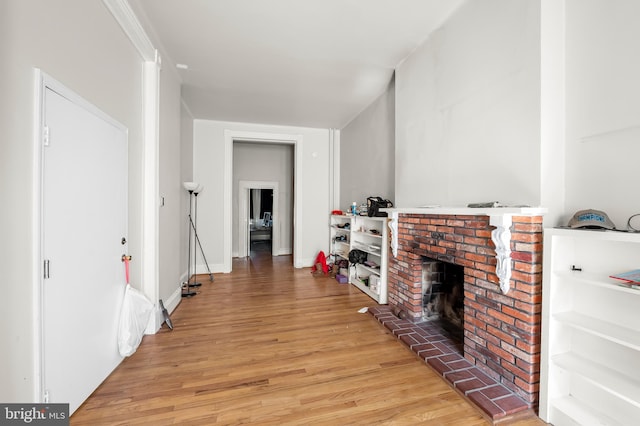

[71,252,547,425]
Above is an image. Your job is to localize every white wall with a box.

[158,61,184,307]
[540,0,566,228]
[395,0,541,208]
[193,120,332,270]
[180,103,195,284]
[233,143,294,256]
[342,0,638,231]
[0,0,145,403]
[563,0,640,229]
[129,0,191,305]
[340,77,395,210]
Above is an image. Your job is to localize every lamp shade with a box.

[183,181,199,191]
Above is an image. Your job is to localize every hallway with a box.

[70,253,544,425]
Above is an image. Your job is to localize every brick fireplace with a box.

[383,209,544,411]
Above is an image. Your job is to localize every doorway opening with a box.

[224,131,302,271]
[234,139,294,262]
[249,188,273,255]
[238,180,280,258]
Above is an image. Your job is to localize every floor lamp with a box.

[189,184,204,289]
[192,186,214,281]
[183,181,199,297]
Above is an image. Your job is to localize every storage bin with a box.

[335,274,348,284]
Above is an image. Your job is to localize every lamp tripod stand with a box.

[182,182,213,297]
[191,188,214,281]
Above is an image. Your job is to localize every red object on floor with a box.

[310,251,329,274]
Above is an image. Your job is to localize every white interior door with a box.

[42,86,128,414]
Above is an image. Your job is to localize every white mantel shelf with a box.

[382,206,547,295]
[382,206,548,216]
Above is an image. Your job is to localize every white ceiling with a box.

[130,0,464,129]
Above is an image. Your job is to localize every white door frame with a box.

[224,130,302,271]
[238,181,279,257]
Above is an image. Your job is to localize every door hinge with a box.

[43,126,50,147]
[44,259,50,279]
[43,389,50,403]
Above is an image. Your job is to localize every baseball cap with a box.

[568,209,615,230]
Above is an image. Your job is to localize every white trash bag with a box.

[117,284,154,357]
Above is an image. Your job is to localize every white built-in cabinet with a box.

[329,214,388,304]
[540,228,640,425]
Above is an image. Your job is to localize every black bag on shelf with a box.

[348,249,368,265]
[367,196,393,217]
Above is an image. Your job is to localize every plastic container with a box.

[336,274,348,284]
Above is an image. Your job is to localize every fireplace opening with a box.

[421,258,464,345]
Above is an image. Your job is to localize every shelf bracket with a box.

[490,214,512,294]
[388,211,398,258]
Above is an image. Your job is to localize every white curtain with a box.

[251,189,261,224]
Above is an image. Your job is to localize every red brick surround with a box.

[387,214,543,407]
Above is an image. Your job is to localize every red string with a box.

[125,257,130,284]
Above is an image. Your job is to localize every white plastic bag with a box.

[117,284,154,357]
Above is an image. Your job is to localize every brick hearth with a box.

[368,306,532,420]
[386,213,543,410]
